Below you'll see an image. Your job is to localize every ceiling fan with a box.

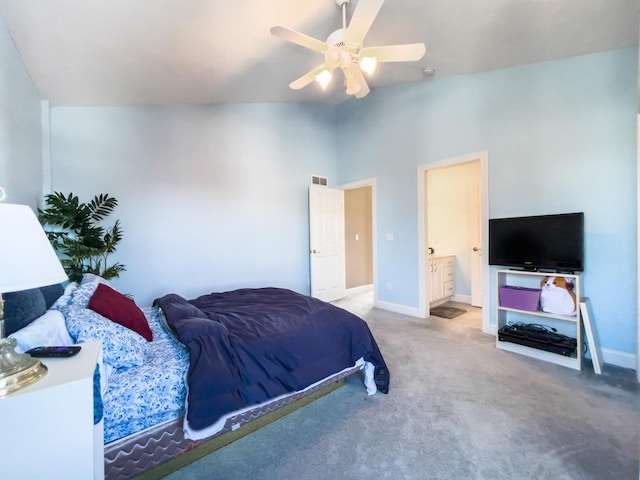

[270,0,426,99]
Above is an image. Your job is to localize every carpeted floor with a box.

[164,290,639,480]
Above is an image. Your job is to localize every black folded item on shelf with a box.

[498,322,577,357]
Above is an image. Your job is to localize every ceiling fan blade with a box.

[344,0,385,46]
[360,43,426,63]
[289,64,332,90]
[270,25,329,54]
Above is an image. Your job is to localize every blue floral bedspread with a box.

[102,307,189,444]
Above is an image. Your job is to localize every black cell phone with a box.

[26,346,82,358]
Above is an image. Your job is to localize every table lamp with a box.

[0,203,68,397]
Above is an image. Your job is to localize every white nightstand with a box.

[0,340,104,480]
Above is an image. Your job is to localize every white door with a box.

[470,184,483,306]
[309,184,345,302]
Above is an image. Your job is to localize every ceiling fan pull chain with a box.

[342,1,347,29]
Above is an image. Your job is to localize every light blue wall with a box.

[335,48,638,357]
[50,104,337,305]
[0,13,42,208]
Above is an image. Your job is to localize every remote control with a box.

[26,346,82,358]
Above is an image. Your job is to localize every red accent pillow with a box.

[88,283,153,341]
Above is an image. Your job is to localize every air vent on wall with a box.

[311,176,328,186]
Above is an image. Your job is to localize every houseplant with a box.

[38,192,125,282]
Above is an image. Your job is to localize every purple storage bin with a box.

[499,286,541,312]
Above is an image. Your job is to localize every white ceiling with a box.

[0,0,638,106]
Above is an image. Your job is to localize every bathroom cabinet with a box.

[429,255,454,306]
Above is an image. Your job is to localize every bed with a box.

[5,275,390,479]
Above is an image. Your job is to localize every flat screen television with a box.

[488,212,584,272]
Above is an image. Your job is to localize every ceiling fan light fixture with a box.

[315,69,333,90]
[345,80,362,95]
[359,55,378,76]
[344,67,362,95]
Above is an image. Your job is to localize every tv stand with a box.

[495,269,583,370]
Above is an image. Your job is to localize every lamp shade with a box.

[0,204,67,293]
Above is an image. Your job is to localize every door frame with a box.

[417,151,492,334]
[338,178,377,306]
[636,116,639,382]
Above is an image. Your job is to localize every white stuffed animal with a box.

[540,276,576,315]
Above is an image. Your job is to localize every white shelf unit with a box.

[495,269,583,370]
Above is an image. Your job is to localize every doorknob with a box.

[473,247,481,252]
[311,249,319,254]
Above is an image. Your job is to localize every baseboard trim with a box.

[451,293,471,304]
[375,300,422,318]
[600,348,637,370]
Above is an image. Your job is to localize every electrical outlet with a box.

[386,282,392,290]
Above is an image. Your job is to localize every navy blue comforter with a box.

[154,287,389,431]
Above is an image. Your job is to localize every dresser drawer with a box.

[444,265,454,281]
[444,280,454,296]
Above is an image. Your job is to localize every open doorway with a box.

[340,178,376,305]
[417,151,491,334]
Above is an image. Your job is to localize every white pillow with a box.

[9,309,74,353]
[9,308,113,395]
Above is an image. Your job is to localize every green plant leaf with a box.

[39,192,126,281]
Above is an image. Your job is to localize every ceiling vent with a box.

[311,176,328,186]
